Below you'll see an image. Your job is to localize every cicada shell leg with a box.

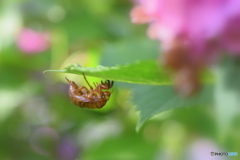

[65,77,79,89]
[82,73,93,90]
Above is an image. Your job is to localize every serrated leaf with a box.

[132,84,213,131]
[44,60,173,85]
[44,35,215,132]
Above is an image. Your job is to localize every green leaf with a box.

[101,37,159,66]
[132,84,213,131]
[44,60,172,85]
[44,57,214,131]
[214,56,240,141]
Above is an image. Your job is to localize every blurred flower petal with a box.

[17,28,50,54]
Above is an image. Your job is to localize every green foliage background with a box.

[0,0,240,160]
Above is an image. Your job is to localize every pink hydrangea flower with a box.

[131,0,240,56]
[130,0,240,96]
[220,15,240,54]
[17,28,50,54]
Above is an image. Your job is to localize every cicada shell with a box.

[65,74,114,109]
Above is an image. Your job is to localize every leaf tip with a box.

[135,121,144,133]
[43,70,49,74]
[42,69,66,74]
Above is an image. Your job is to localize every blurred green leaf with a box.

[101,37,159,66]
[82,131,157,160]
[214,56,240,142]
[44,60,172,85]
[132,84,213,131]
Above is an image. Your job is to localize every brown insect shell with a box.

[96,80,114,90]
[65,77,113,109]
